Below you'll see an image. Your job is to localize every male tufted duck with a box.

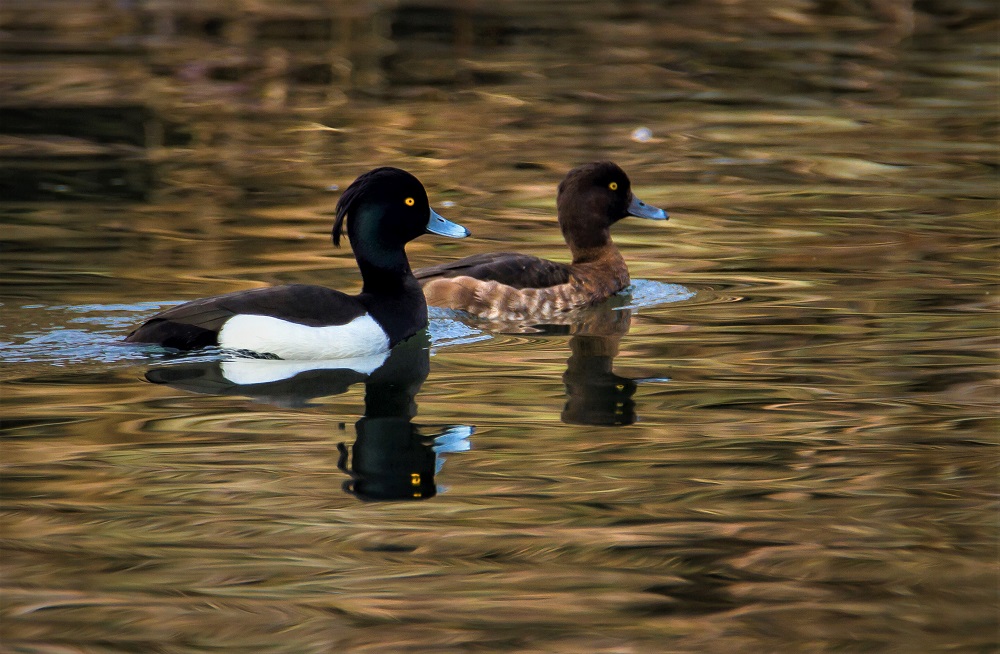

[415,161,667,320]
[125,167,469,359]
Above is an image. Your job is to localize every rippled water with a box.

[2,1,998,652]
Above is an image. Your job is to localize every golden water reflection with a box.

[1,0,997,652]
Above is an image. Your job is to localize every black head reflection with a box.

[507,305,641,426]
[559,308,637,426]
[144,333,472,501]
[340,418,471,501]
[562,336,637,426]
[337,340,435,500]
[337,340,471,502]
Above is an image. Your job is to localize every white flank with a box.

[220,352,390,385]
[218,313,390,360]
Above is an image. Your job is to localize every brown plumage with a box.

[415,161,668,320]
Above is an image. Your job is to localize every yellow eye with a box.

[404,197,415,206]
[609,182,618,191]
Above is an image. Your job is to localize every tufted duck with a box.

[416,161,666,320]
[125,167,469,359]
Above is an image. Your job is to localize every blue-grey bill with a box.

[627,194,669,220]
[426,208,470,238]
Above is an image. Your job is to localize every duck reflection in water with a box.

[333,338,471,501]
[482,303,653,426]
[144,335,472,501]
[560,308,638,426]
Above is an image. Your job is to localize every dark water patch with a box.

[0,159,156,202]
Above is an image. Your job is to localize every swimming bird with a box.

[415,161,667,320]
[125,167,469,359]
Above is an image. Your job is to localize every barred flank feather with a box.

[421,242,631,320]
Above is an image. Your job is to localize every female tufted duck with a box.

[415,161,666,320]
[125,167,469,359]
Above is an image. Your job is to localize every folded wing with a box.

[125,284,367,350]
[414,252,571,290]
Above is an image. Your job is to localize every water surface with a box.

[1,1,997,652]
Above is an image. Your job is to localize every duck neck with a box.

[565,227,616,265]
[357,254,413,295]
[348,210,427,346]
[564,224,630,294]
[349,205,415,295]
[359,272,428,347]
[570,241,622,266]
[352,236,426,343]
[560,207,616,264]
